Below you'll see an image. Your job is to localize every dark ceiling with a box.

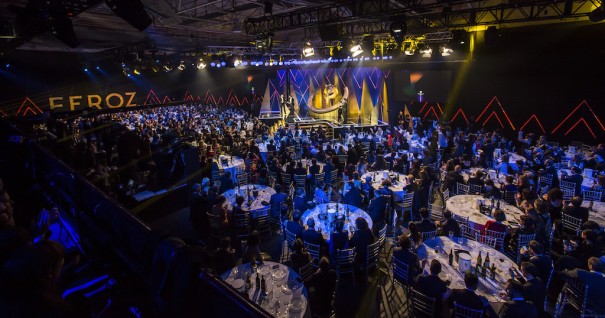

[0,0,600,56]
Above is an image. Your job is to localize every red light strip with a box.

[551,101,584,133]
[519,114,546,133]
[436,102,444,115]
[15,97,43,116]
[0,109,7,117]
[418,102,429,114]
[564,118,596,139]
[483,111,504,128]
[144,89,161,105]
[424,107,439,120]
[163,96,172,104]
[450,108,470,125]
[476,96,496,122]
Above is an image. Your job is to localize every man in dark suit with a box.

[415,260,448,301]
[367,194,388,229]
[361,176,375,200]
[561,166,584,198]
[293,161,307,176]
[483,179,502,200]
[414,207,437,234]
[293,188,308,215]
[392,235,420,285]
[517,262,546,318]
[445,165,464,194]
[498,280,538,318]
[284,211,304,238]
[301,218,326,247]
[446,272,490,316]
[525,240,553,284]
[323,159,335,185]
[343,181,364,208]
[308,158,321,175]
[218,171,235,193]
[559,257,605,314]
[346,143,358,165]
[540,159,559,189]
[437,211,461,237]
[563,196,589,224]
[266,139,276,152]
[269,184,288,219]
[306,257,338,316]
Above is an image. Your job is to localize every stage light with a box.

[221,61,226,66]
[404,42,416,55]
[177,60,186,70]
[96,66,100,70]
[303,41,314,57]
[440,45,453,56]
[197,59,206,69]
[49,15,80,48]
[589,6,605,22]
[133,69,140,75]
[389,19,407,43]
[105,0,152,31]
[234,59,241,67]
[84,68,88,72]
[350,44,363,57]
[419,43,432,57]
[5,64,9,68]
[278,61,283,66]
[127,73,131,77]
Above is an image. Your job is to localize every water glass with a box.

[448,231,454,240]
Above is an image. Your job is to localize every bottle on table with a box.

[483,252,490,270]
[476,251,482,274]
[245,273,251,292]
[589,200,594,211]
[490,264,496,280]
[260,275,266,294]
[448,248,454,265]
[255,272,261,289]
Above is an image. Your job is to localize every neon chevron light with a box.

[552,100,605,134]
[565,118,596,138]
[483,111,504,128]
[16,97,43,116]
[144,89,161,105]
[450,108,469,125]
[519,114,545,133]
[476,96,515,130]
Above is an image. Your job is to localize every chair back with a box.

[453,214,469,226]
[468,184,483,195]
[502,190,516,205]
[457,182,469,195]
[485,229,506,251]
[562,187,575,200]
[211,170,223,184]
[284,228,297,250]
[429,203,444,221]
[236,172,249,187]
[294,174,307,189]
[475,234,498,249]
[421,230,436,241]
[410,288,436,317]
[583,189,603,202]
[392,256,410,285]
[330,170,339,187]
[314,173,325,186]
[365,240,381,271]
[255,206,272,236]
[561,213,583,235]
[460,224,480,240]
[442,189,450,202]
[303,241,321,264]
[539,174,553,193]
[282,173,292,187]
[378,223,387,246]
[453,302,484,318]
[233,212,250,240]
[402,192,414,213]
[299,260,314,282]
[335,247,356,276]
[560,180,576,195]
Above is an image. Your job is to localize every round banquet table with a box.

[282,159,325,176]
[446,195,524,230]
[417,237,519,303]
[561,168,598,192]
[301,203,372,241]
[322,142,348,152]
[221,261,309,318]
[216,155,245,184]
[361,170,410,201]
[223,184,276,218]
[582,201,605,228]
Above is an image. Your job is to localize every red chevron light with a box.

[450,108,469,125]
[483,111,504,128]
[519,114,545,133]
[564,118,596,139]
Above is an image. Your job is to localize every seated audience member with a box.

[560,167,584,198]
[562,196,589,225]
[301,218,327,254]
[293,188,308,213]
[498,280,538,318]
[484,209,508,235]
[242,231,268,263]
[516,262,546,318]
[306,257,338,316]
[446,271,490,316]
[505,215,535,255]
[284,211,304,238]
[416,259,449,311]
[211,195,229,227]
[483,179,502,199]
[314,184,330,204]
[367,193,388,232]
[414,207,437,234]
[329,219,349,254]
[522,240,553,284]
[437,210,461,237]
[392,235,420,284]
[559,257,605,314]
[214,237,236,274]
[349,217,375,272]
[501,175,519,193]
[269,184,288,219]
[343,181,363,208]
[289,238,312,273]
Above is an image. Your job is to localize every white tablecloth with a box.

[561,169,597,192]
[361,170,410,201]
[461,168,507,187]
[582,201,605,228]
[222,261,309,318]
[446,195,524,230]
[493,152,525,170]
[223,184,276,217]
[301,203,372,241]
[217,155,245,184]
[417,237,519,303]
[322,143,348,153]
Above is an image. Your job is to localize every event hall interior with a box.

[1,0,605,317]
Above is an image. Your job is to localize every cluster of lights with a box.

[83,65,102,72]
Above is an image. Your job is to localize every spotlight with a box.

[350,44,363,58]
[210,62,216,67]
[221,61,226,66]
[96,66,100,70]
[234,59,242,67]
[589,6,605,22]
[127,73,131,77]
[389,19,407,43]
[105,0,152,31]
[404,42,416,55]
[303,42,314,57]
[440,45,453,56]
[134,69,141,75]
[5,64,9,68]
[196,59,206,69]
[419,43,432,57]
[84,68,88,72]
[177,60,186,70]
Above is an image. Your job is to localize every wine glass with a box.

[448,231,454,241]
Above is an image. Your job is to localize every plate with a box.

[288,296,305,313]
[231,279,244,290]
[281,285,292,295]
[272,268,287,281]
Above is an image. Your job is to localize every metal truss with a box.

[200,45,301,56]
[245,0,599,35]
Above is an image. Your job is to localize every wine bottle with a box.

[260,275,266,293]
[255,273,260,289]
[483,252,490,270]
[490,264,496,280]
[589,200,594,211]
[448,248,454,265]
[245,273,251,292]
[476,251,482,274]
[481,263,487,278]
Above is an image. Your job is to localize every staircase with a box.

[288,120,334,140]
